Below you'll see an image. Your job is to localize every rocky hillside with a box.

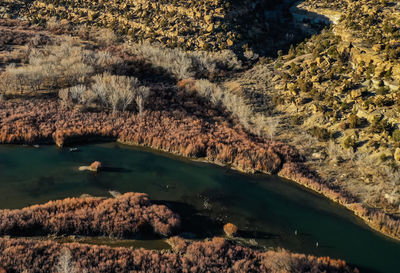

[0,0,290,54]
[218,0,400,238]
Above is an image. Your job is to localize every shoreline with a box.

[119,140,400,244]
[0,96,399,242]
[1,132,400,243]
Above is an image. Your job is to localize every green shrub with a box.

[289,115,304,126]
[309,126,331,142]
[392,129,400,142]
[348,114,361,128]
[343,136,356,150]
[369,117,392,134]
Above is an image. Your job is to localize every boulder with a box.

[79,161,102,172]
[394,148,400,162]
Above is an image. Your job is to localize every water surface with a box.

[0,143,399,273]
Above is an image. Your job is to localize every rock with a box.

[394,148,400,162]
[89,161,102,171]
[372,44,382,52]
[223,223,238,237]
[356,110,382,123]
[351,89,362,99]
[79,161,102,172]
[109,190,121,198]
[312,152,326,160]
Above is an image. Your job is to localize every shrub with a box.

[369,117,392,134]
[348,114,361,128]
[223,223,238,237]
[309,126,331,142]
[128,42,241,80]
[0,237,354,273]
[55,249,77,273]
[289,115,304,126]
[343,136,356,150]
[59,85,88,108]
[392,129,400,142]
[182,79,252,129]
[90,28,118,47]
[0,192,181,238]
[135,86,151,116]
[90,73,150,113]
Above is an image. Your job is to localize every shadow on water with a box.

[238,230,279,241]
[26,176,56,196]
[101,167,132,173]
[1,144,400,273]
[154,200,223,239]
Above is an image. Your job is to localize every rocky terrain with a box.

[0,0,298,55]
[220,0,400,240]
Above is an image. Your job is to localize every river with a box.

[0,143,399,273]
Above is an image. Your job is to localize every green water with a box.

[0,143,399,273]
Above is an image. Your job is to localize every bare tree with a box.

[266,117,280,141]
[91,73,146,113]
[136,86,151,116]
[55,248,76,273]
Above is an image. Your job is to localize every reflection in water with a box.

[0,143,399,273]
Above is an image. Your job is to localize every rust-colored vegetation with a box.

[223,223,238,237]
[0,20,398,241]
[0,192,180,238]
[0,237,355,273]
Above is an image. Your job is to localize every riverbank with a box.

[1,97,399,242]
[0,237,354,273]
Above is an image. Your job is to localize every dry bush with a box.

[2,38,94,94]
[55,249,77,273]
[46,17,70,34]
[184,79,262,134]
[252,115,280,140]
[2,37,124,96]
[128,42,241,80]
[95,51,122,73]
[89,28,118,47]
[91,73,149,113]
[59,85,88,108]
[0,192,180,238]
[0,237,355,273]
[129,42,194,80]
[59,73,150,114]
[135,86,150,116]
[223,223,238,237]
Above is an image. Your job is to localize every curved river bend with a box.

[0,143,399,273]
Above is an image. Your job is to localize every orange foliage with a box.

[0,237,356,273]
[223,223,238,237]
[0,192,180,238]
[89,161,102,172]
[0,83,399,239]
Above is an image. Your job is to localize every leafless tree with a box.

[55,248,76,273]
[266,117,280,141]
[136,86,150,116]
